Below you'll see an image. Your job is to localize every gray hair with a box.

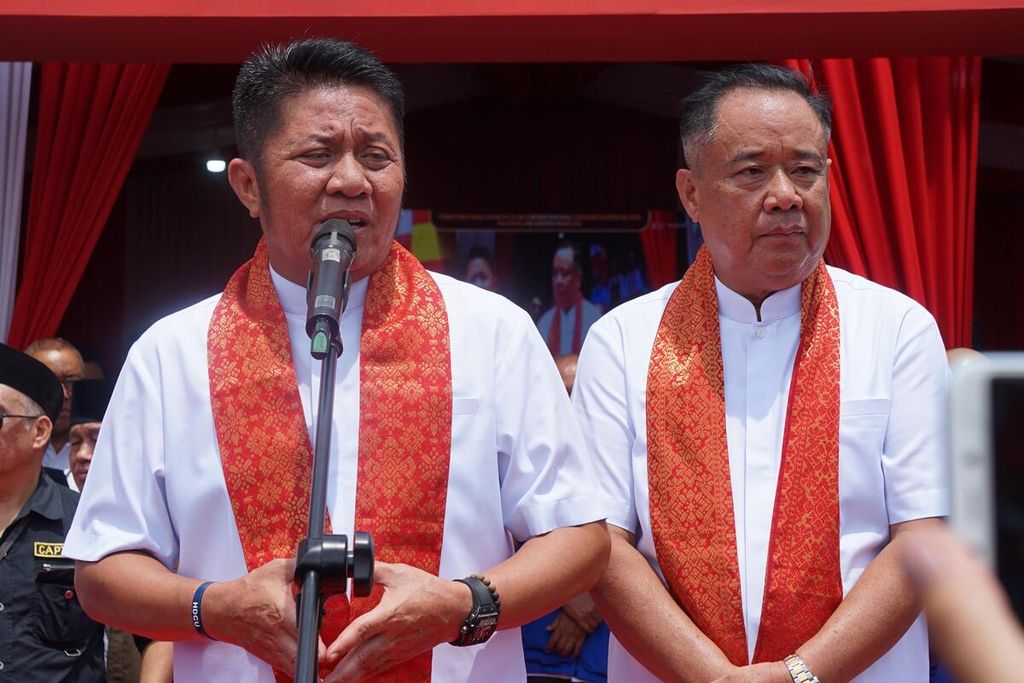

[679,63,832,170]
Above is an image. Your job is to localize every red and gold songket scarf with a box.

[208,239,452,683]
[647,246,842,665]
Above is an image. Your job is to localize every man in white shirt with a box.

[578,64,948,683]
[24,337,85,473]
[63,38,608,683]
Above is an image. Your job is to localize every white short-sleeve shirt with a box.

[63,266,606,683]
[573,266,950,683]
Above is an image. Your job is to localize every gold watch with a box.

[784,654,821,683]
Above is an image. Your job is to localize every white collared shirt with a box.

[574,266,950,682]
[64,265,605,683]
[43,440,70,471]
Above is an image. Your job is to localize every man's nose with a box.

[327,155,371,197]
[763,170,803,212]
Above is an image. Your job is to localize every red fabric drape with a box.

[784,58,980,348]
[6,62,170,349]
[641,209,679,289]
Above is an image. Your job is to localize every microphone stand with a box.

[293,275,374,683]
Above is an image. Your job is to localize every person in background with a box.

[554,354,578,395]
[67,378,115,492]
[25,337,85,473]
[537,243,602,356]
[588,245,612,314]
[138,641,174,683]
[946,346,985,372]
[78,346,108,381]
[523,352,610,683]
[465,246,499,292]
[0,342,106,681]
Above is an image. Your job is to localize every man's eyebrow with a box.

[293,133,333,146]
[792,148,825,163]
[728,148,824,164]
[293,130,396,147]
[362,131,396,146]
[728,149,766,165]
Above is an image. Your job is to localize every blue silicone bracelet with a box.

[191,581,216,639]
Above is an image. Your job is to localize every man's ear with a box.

[228,157,262,219]
[32,416,52,451]
[676,168,700,223]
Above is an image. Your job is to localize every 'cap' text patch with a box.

[33,542,64,558]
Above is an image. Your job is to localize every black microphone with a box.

[306,219,357,359]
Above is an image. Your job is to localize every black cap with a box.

[0,342,63,422]
[70,379,115,426]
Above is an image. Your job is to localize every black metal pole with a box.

[293,222,374,682]
[294,332,341,683]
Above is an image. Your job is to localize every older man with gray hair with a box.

[578,64,949,683]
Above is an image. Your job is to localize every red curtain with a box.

[6,62,170,349]
[785,58,981,348]
[641,210,680,289]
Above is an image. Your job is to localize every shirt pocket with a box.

[33,562,102,650]
[841,398,891,418]
[839,398,891,453]
[838,399,892,513]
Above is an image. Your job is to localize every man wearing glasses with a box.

[0,342,106,681]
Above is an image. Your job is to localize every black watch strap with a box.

[450,576,501,647]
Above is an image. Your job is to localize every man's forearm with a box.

[80,551,307,674]
[76,551,206,641]
[591,527,733,683]
[796,518,941,682]
[486,521,610,629]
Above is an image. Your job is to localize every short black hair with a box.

[679,63,832,169]
[232,37,405,166]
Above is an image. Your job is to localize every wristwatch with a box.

[784,654,821,683]
[450,575,501,647]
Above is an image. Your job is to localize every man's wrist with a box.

[195,580,229,642]
[449,575,501,646]
[448,578,474,639]
[191,581,217,639]
[784,654,821,683]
